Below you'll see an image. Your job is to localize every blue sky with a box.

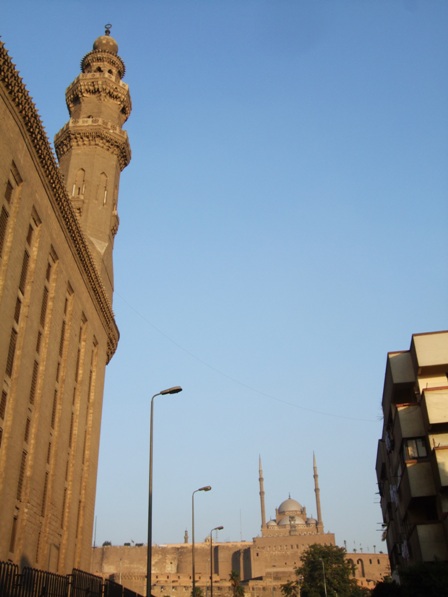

[3,1,447,554]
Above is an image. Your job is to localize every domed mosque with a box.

[259,453,325,537]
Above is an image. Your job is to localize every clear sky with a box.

[3,0,448,554]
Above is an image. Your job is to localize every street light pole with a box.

[209,526,223,597]
[319,558,328,597]
[146,386,182,597]
[192,486,212,597]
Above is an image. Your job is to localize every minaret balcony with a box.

[63,117,128,136]
[65,74,131,121]
[55,119,131,170]
[71,71,129,86]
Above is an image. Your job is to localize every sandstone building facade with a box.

[0,28,131,573]
[376,330,448,577]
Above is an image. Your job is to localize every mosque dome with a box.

[267,520,277,527]
[278,515,305,526]
[92,25,118,54]
[93,33,118,55]
[278,498,302,514]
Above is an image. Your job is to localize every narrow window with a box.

[14,298,22,324]
[26,224,33,246]
[36,532,41,564]
[98,172,108,204]
[9,515,18,552]
[29,361,39,405]
[40,287,49,326]
[0,207,9,257]
[75,348,81,382]
[51,390,58,429]
[73,168,85,196]
[0,390,7,419]
[69,412,74,447]
[24,418,31,443]
[41,472,48,516]
[4,180,13,203]
[19,251,30,294]
[36,331,42,354]
[6,329,18,377]
[59,321,66,357]
[17,451,27,500]
[61,488,67,529]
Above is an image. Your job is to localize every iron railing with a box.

[0,561,143,597]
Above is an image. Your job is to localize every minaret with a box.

[313,452,324,532]
[259,455,267,531]
[55,25,131,302]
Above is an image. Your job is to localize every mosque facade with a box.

[91,458,390,595]
[0,29,130,573]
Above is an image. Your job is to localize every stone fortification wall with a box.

[91,542,390,596]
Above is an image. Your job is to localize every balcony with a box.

[399,461,436,513]
[393,404,425,447]
[408,522,448,563]
[431,446,448,489]
[422,388,448,428]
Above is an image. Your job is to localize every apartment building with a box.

[376,331,448,575]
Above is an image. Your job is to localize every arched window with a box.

[357,558,365,577]
[97,172,108,204]
[72,169,85,196]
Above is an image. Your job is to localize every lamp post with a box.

[192,486,212,597]
[319,558,328,597]
[146,386,182,597]
[209,526,223,597]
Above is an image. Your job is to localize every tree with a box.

[229,570,245,597]
[371,577,402,597]
[281,579,301,597]
[191,587,204,597]
[287,544,369,597]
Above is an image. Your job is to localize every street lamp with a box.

[209,526,223,597]
[147,386,182,597]
[319,558,328,597]
[192,486,212,597]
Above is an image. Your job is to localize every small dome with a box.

[93,34,118,55]
[306,517,317,525]
[267,519,277,527]
[278,498,302,514]
[278,515,305,526]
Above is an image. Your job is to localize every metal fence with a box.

[0,562,143,597]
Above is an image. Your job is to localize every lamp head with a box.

[160,386,183,395]
[199,485,212,492]
[216,526,224,531]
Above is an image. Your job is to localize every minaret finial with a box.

[105,23,112,36]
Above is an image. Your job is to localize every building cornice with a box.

[0,41,119,362]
